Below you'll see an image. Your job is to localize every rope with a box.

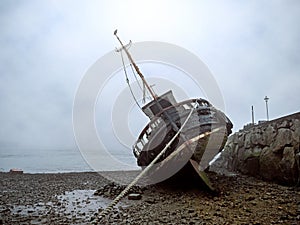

[120,50,142,109]
[97,104,196,221]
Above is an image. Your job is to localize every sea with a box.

[0,148,138,173]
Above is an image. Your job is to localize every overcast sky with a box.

[1,0,299,152]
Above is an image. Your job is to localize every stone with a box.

[145,198,156,204]
[128,193,142,200]
[244,132,252,149]
[279,147,297,184]
[271,128,293,153]
[291,119,300,143]
[250,128,262,146]
[241,157,260,176]
[245,196,255,201]
[211,113,300,185]
[262,125,276,146]
[241,147,262,161]
[278,120,290,129]
[232,133,239,145]
[259,146,282,181]
[188,208,195,213]
[291,119,300,131]
[237,133,245,147]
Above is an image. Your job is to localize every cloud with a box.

[0,0,299,153]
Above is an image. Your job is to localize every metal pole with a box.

[251,105,254,124]
[264,96,269,121]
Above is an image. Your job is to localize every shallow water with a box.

[55,190,119,216]
[8,189,126,222]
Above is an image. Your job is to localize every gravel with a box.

[0,171,299,224]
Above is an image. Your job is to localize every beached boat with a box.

[114,30,233,188]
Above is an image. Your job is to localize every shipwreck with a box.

[114,30,233,189]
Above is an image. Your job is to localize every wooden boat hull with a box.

[133,98,233,186]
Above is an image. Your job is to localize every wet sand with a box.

[0,171,299,224]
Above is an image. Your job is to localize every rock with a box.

[279,147,298,184]
[292,119,300,143]
[262,125,276,146]
[145,198,156,204]
[1,170,299,224]
[278,120,290,129]
[242,156,260,176]
[244,132,252,149]
[128,193,142,200]
[251,128,262,146]
[259,146,282,181]
[187,208,195,214]
[271,128,293,153]
[211,113,300,185]
[27,209,34,213]
[245,196,255,201]
[237,134,245,147]
[240,147,262,162]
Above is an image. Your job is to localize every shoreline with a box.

[1,169,141,174]
[1,171,299,224]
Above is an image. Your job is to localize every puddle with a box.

[55,189,126,217]
[11,203,50,217]
[8,189,127,220]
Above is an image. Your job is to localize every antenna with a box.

[113,29,158,100]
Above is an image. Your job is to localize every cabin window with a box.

[143,135,148,144]
[150,118,162,129]
[152,119,160,128]
[197,100,208,107]
[137,142,143,150]
[134,148,140,157]
[140,138,145,145]
[149,98,173,115]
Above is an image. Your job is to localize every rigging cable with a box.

[120,49,142,109]
[128,60,147,102]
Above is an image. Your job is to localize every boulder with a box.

[262,125,276,146]
[244,132,252,149]
[270,128,293,153]
[242,157,260,176]
[259,146,282,181]
[210,112,300,186]
[250,128,262,146]
[291,119,300,143]
[279,146,298,184]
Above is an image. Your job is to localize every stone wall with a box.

[211,112,300,186]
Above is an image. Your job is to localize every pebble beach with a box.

[0,171,299,224]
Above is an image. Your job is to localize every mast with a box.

[114,30,180,133]
[114,29,157,100]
